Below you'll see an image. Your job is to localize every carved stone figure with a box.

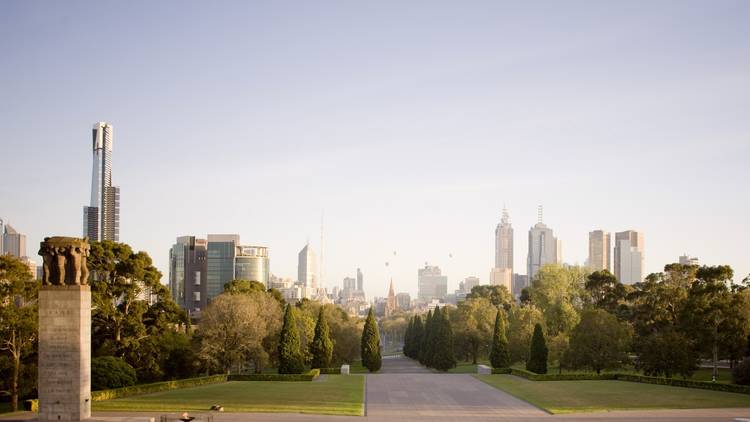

[38,237,90,286]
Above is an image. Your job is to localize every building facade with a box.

[614,230,644,284]
[207,234,240,301]
[83,122,120,241]
[235,245,270,287]
[527,220,558,281]
[356,268,363,292]
[169,236,208,314]
[418,264,448,302]
[495,207,514,272]
[298,243,318,289]
[2,223,26,258]
[396,292,411,310]
[588,230,611,271]
[490,267,513,292]
[679,254,699,266]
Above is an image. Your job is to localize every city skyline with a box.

[2,1,749,298]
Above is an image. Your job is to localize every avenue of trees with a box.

[403,305,457,371]
[401,263,750,382]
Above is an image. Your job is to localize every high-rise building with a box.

[235,245,270,287]
[588,230,611,271]
[495,208,514,273]
[298,243,318,289]
[463,276,480,293]
[2,223,26,258]
[418,264,448,302]
[207,234,239,301]
[169,236,208,313]
[396,292,411,310]
[83,122,120,242]
[679,254,699,266]
[490,267,513,292]
[512,274,529,297]
[0,218,4,254]
[614,230,644,284]
[386,279,397,316]
[356,268,363,292]
[527,208,559,281]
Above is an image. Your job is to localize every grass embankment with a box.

[93,375,365,416]
[476,375,750,414]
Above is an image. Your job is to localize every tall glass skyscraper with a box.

[169,236,208,312]
[83,122,120,241]
[207,234,239,300]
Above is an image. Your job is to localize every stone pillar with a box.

[38,237,91,422]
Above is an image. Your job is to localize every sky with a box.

[1,1,749,299]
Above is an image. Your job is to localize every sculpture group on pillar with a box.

[38,237,90,286]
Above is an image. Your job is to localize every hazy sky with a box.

[1,1,749,298]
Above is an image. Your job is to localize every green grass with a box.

[691,368,733,384]
[476,375,750,414]
[93,376,365,416]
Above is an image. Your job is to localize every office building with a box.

[418,264,448,302]
[527,208,559,281]
[83,122,120,241]
[169,236,208,313]
[490,267,513,292]
[463,276,480,293]
[356,268,364,292]
[495,208,514,272]
[614,230,644,284]
[512,274,529,298]
[396,292,411,310]
[588,230,611,271]
[298,243,318,289]
[2,223,26,258]
[235,245,270,287]
[0,218,3,254]
[679,254,699,266]
[207,234,240,300]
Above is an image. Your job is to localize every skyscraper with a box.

[526,207,558,281]
[83,122,120,241]
[235,245,270,287]
[0,218,4,255]
[356,268,364,292]
[298,243,318,289]
[169,236,208,313]
[614,230,644,284]
[207,234,239,300]
[495,207,514,272]
[2,223,26,258]
[418,264,448,302]
[588,230,611,271]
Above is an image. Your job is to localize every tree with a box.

[410,315,423,361]
[564,309,631,374]
[419,310,433,365]
[467,285,513,309]
[432,307,457,371]
[91,356,137,390]
[507,305,544,364]
[199,292,282,374]
[361,308,382,372]
[585,270,628,317]
[636,330,697,378]
[732,357,750,385]
[278,304,305,374]
[452,297,495,364]
[0,255,38,411]
[223,279,266,295]
[489,309,510,369]
[529,264,587,337]
[526,323,548,374]
[310,307,334,369]
[404,317,414,358]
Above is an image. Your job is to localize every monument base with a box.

[38,286,91,421]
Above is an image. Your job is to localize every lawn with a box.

[476,375,750,414]
[93,376,365,416]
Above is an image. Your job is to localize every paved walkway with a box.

[3,357,749,422]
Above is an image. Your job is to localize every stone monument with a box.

[38,237,91,421]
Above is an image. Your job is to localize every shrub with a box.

[91,356,137,390]
[91,375,228,401]
[361,308,382,372]
[278,304,304,374]
[318,367,341,374]
[229,369,320,382]
[732,357,750,386]
[526,324,548,374]
[489,310,510,369]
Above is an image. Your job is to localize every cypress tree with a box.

[361,307,382,372]
[489,309,510,369]
[424,307,441,367]
[404,318,414,358]
[527,323,548,374]
[432,306,457,371]
[310,307,334,369]
[412,315,423,361]
[419,310,432,365]
[278,304,304,374]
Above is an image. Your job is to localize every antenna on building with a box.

[538,205,543,224]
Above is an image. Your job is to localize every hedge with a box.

[319,367,342,374]
[505,368,750,394]
[91,375,228,401]
[228,369,320,382]
[491,368,512,374]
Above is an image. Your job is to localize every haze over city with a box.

[2,1,749,298]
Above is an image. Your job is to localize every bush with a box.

[91,375,228,401]
[91,356,137,390]
[616,374,750,394]
[510,368,616,381]
[491,367,512,374]
[229,369,320,381]
[732,358,750,386]
[319,367,341,374]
